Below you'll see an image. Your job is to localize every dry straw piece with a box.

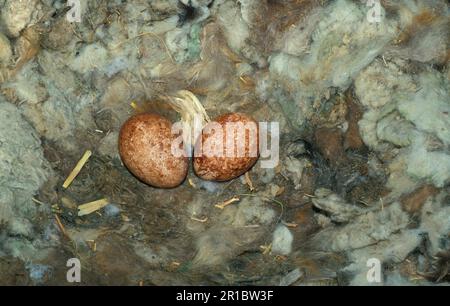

[62,150,92,189]
[78,198,109,217]
[215,196,240,210]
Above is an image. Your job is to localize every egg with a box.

[193,113,259,181]
[119,113,188,188]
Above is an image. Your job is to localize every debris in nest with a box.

[188,178,197,188]
[244,172,255,192]
[130,101,138,110]
[275,255,288,262]
[282,221,298,229]
[169,261,181,272]
[260,244,272,255]
[31,197,46,206]
[191,216,208,223]
[54,214,69,240]
[215,197,240,210]
[51,204,62,214]
[62,150,92,189]
[78,199,110,217]
[86,240,97,252]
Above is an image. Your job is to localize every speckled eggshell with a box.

[193,113,259,181]
[119,113,188,188]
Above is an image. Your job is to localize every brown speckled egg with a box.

[119,113,188,188]
[193,113,259,181]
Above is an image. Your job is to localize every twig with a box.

[358,200,370,207]
[382,55,388,67]
[32,197,46,206]
[62,150,92,189]
[191,216,208,223]
[245,172,255,192]
[54,214,69,240]
[260,244,272,255]
[282,221,299,228]
[215,197,240,210]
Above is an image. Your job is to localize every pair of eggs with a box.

[119,112,259,188]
